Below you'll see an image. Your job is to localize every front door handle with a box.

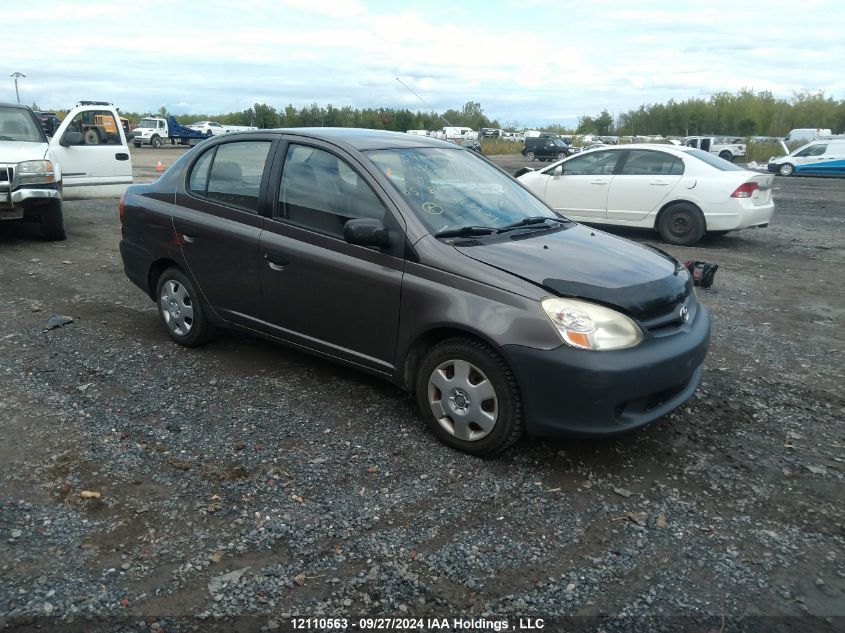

[264,252,289,271]
[650,181,670,186]
[181,232,198,244]
[590,180,608,185]
[115,153,129,161]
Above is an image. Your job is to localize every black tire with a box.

[39,199,67,241]
[657,202,706,246]
[151,135,162,149]
[526,151,536,161]
[415,337,523,456]
[133,142,141,148]
[83,129,99,145]
[556,152,567,160]
[778,163,794,177]
[155,267,215,347]
[719,150,733,162]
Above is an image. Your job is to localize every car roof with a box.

[260,127,460,151]
[0,102,33,111]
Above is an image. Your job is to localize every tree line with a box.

[45,89,844,137]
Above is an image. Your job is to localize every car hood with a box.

[455,224,690,319]
[0,141,50,163]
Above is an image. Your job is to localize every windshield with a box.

[0,107,45,142]
[365,147,557,235]
[138,119,158,128]
[685,149,746,171]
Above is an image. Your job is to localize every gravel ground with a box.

[0,148,843,632]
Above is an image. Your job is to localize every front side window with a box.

[188,141,272,213]
[563,150,620,176]
[277,145,387,237]
[0,107,44,142]
[621,150,684,176]
[365,147,555,235]
[794,144,827,157]
[63,110,122,145]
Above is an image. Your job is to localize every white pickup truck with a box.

[187,120,258,136]
[682,136,746,162]
[0,101,133,239]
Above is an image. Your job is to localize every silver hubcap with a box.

[427,359,498,441]
[159,280,194,336]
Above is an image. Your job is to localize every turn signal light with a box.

[731,182,759,198]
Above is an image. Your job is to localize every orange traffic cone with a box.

[155,160,165,172]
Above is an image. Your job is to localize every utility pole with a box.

[10,72,26,103]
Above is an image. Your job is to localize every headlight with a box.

[16,160,55,185]
[541,297,644,350]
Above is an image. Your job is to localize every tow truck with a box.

[132,116,209,148]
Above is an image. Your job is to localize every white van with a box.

[784,128,832,144]
[767,139,845,176]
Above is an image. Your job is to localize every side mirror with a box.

[59,131,85,147]
[553,165,563,179]
[344,218,389,247]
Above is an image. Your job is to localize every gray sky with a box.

[4,0,843,126]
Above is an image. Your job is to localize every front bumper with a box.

[1,184,61,219]
[501,305,710,437]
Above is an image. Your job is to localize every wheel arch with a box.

[400,326,504,393]
[654,199,707,232]
[147,257,182,299]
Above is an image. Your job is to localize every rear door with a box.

[542,150,621,219]
[49,106,133,199]
[171,138,275,326]
[606,149,684,221]
[257,140,405,372]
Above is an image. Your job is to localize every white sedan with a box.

[187,121,227,136]
[517,144,775,245]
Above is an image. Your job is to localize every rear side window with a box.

[685,149,746,171]
[277,145,387,238]
[621,150,684,176]
[188,141,272,213]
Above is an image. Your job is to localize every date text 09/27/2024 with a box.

[291,617,546,630]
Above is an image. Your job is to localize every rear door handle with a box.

[590,180,608,185]
[264,252,289,270]
[650,181,670,186]
[115,153,129,161]
[181,233,198,244]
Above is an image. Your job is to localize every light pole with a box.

[10,72,26,103]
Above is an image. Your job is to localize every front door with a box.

[543,150,621,219]
[606,149,684,221]
[49,107,133,199]
[171,138,275,326]
[258,141,404,373]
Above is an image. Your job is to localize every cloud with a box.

[2,0,842,127]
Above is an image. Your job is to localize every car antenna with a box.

[395,77,455,130]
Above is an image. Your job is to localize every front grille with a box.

[0,166,12,184]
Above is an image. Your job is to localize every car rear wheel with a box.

[778,163,794,176]
[39,200,67,241]
[719,150,733,161]
[84,129,99,145]
[156,267,215,347]
[415,338,523,456]
[526,151,535,161]
[657,202,705,246]
[556,152,567,160]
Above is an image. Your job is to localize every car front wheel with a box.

[719,150,733,161]
[657,203,705,246]
[526,151,535,161]
[156,267,215,347]
[778,163,794,176]
[415,338,523,456]
[151,135,162,149]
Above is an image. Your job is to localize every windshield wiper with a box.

[433,225,497,238]
[496,216,568,233]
